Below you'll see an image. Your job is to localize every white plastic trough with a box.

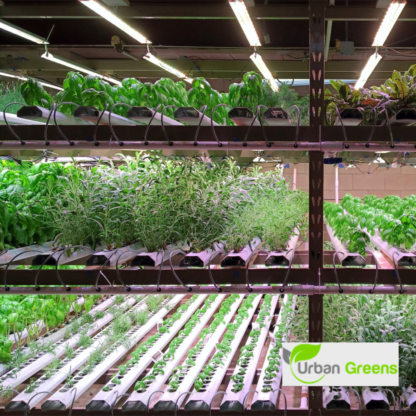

[0,242,54,266]
[85,244,146,266]
[152,295,244,413]
[220,295,279,412]
[86,294,207,412]
[122,294,225,413]
[0,296,139,389]
[185,294,262,412]
[323,386,351,410]
[265,232,299,266]
[228,107,260,127]
[174,107,219,126]
[362,387,389,410]
[41,295,184,412]
[126,106,183,126]
[0,113,45,125]
[251,295,297,412]
[16,106,92,125]
[73,106,139,125]
[221,238,262,267]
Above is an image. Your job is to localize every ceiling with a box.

[1,0,416,91]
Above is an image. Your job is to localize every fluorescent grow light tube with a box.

[229,0,261,47]
[79,0,151,44]
[143,53,192,83]
[250,53,279,92]
[0,71,63,91]
[0,18,49,44]
[41,52,121,85]
[354,52,382,90]
[373,1,406,47]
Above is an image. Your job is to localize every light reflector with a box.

[229,0,261,47]
[0,18,49,44]
[41,52,121,85]
[79,0,151,44]
[354,52,382,90]
[143,53,192,83]
[250,53,279,92]
[373,1,406,46]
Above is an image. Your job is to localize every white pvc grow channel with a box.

[8,296,86,345]
[179,243,223,267]
[184,294,262,412]
[0,113,45,125]
[220,295,279,412]
[323,386,351,410]
[31,247,94,266]
[221,238,261,267]
[87,294,207,412]
[173,107,219,126]
[17,106,92,125]
[153,295,244,413]
[265,232,299,266]
[325,221,366,267]
[262,107,290,126]
[228,108,260,126]
[251,295,297,411]
[73,106,139,125]
[41,295,184,412]
[85,244,146,266]
[0,242,54,266]
[126,106,183,126]
[131,245,182,267]
[5,313,116,412]
[0,295,116,377]
[361,387,390,410]
[0,296,139,389]
[122,294,225,413]
[405,386,416,410]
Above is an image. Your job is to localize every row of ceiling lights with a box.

[0,0,408,91]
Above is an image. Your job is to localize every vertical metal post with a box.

[335,164,339,203]
[308,0,326,413]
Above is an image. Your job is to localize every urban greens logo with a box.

[283,344,339,384]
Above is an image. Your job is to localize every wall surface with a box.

[262,162,416,200]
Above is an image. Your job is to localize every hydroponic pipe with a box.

[1,285,416,295]
[325,221,366,267]
[2,140,416,152]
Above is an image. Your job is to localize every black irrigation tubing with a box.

[245,249,269,292]
[211,103,232,147]
[287,104,301,148]
[54,102,79,146]
[95,249,122,292]
[161,104,179,146]
[3,102,26,145]
[156,249,164,293]
[109,103,131,146]
[368,250,380,294]
[143,104,162,145]
[335,105,349,149]
[365,107,378,148]
[115,249,145,292]
[207,250,225,293]
[93,103,110,145]
[2,249,43,291]
[279,248,295,293]
[244,105,270,148]
[332,251,344,294]
[169,249,192,291]
[193,105,208,146]
[44,102,55,145]
[392,252,405,294]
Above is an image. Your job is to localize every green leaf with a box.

[290,343,321,365]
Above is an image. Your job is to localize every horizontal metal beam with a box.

[0,267,414,286]
[1,5,416,21]
[0,284,412,295]
[11,58,416,74]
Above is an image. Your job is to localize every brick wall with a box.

[261,163,416,200]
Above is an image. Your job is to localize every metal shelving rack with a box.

[0,0,415,414]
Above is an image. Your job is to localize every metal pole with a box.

[293,164,297,190]
[335,163,339,203]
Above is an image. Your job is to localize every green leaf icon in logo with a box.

[290,343,325,385]
[290,343,322,365]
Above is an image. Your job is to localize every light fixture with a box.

[229,0,261,47]
[354,52,382,90]
[0,70,63,91]
[0,18,49,44]
[373,1,406,47]
[79,0,151,44]
[250,53,279,92]
[41,51,122,85]
[143,53,193,83]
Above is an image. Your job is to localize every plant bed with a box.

[86,294,207,412]
[152,294,244,413]
[251,294,297,412]
[121,294,224,413]
[220,294,279,412]
[185,294,262,412]
[40,295,183,412]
